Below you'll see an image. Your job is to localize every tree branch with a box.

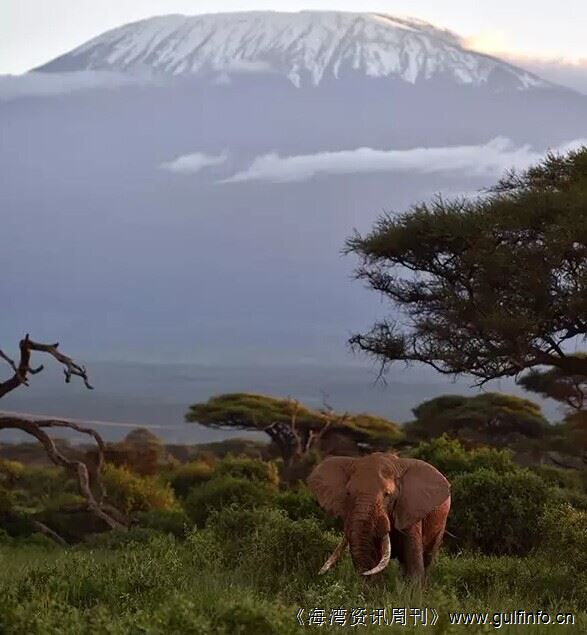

[0,334,93,400]
[0,416,124,531]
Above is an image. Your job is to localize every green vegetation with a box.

[1,148,585,632]
[405,393,549,446]
[345,149,587,385]
[102,464,178,514]
[1,435,586,632]
[186,393,401,475]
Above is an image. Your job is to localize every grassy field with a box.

[1,439,586,633]
[0,507,585,634]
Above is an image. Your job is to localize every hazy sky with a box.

[2,0,587,75]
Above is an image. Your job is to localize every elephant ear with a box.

[307,456,356,518]
[393,458,450,531]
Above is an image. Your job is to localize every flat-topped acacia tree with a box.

[186,393,402,469]
[345,148,587,386]
[0,334,125,537]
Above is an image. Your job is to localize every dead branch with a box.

[0,334,93,400]
[35,418,107,504]
[31,520,68,547]
[0,416,125,532]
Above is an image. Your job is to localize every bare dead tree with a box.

[0,335,126,540]
[0,334,93,399]
[263,398,349,474]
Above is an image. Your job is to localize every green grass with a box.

[0,508,585,634]
[3,443,587,633]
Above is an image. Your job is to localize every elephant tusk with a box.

[318,536,348,575]
[362,533,391,576]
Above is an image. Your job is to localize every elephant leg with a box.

[401,521,425,581]
[422,497,451,571]
[423,529,444,570]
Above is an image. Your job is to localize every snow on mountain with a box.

[37,11,546,89]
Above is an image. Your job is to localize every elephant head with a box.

[307,452,450,576]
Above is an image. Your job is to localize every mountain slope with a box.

[36,11,546,90]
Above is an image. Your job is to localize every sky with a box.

[2,0,587,75]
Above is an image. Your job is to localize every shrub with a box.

[211,598,298,635]
[135,509,192,538]
[43,493,86,511]
[410,435,516,479]
[449,468,552,556]
[0,504,38,539]
[539,503,587,572]
[102,463,177,514]
[553,488,587,510]
[215,456,280,488]
[34,508,112,543]
[273,485,339,530]
[433,552,582,606]
[205,506,337,582]
[0,486,14,513]
[0,459,25,487]
[168,461,214,498]
[531,465,584,491]
[83,527,166,550]
[184,476,274,527]
[0,528,13,545]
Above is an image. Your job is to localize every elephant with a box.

[307,452,451,580]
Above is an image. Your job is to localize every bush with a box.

[43,493,86,512]
[102,463,177,514]
[273,485,339,530]
[17,466,74,497]
[211,598,298,635]
[34,508,111,543]
[531,464,584,491]
[411,435,516,479]
[168,461,214,498]
[539,503,587,572]
[83,527,167,550]
[434,552,583,606]
[215,456,279,488]
[553,488,587,510]
[0,528,13,545]
[449,468,553,556]
[205,506,337,583]
[184,476,274,527]
[0,459,25,487]
[0,486,14,514]
[135,509,192,538]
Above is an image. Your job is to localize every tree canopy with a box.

[185,393,402,464]
[345,148,587,385]
[404,393,549,446]
[518,358,586,414]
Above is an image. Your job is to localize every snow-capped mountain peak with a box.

[37,11,546,90]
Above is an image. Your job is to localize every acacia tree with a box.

[346,149,587,385]
[518,362,586,413]
[0,334,125,536]
[518,359,587,455]
[186,393,401,470]
[404,393,549,447]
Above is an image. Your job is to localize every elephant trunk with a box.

[346,498,391,574]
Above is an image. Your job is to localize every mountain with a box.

[2,10,587,391]
[37,11,545,91]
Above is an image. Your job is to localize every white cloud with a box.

[505,55,587,95]
[220,137,587,184]
[0,70,158,101]
[159,152,228,174]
